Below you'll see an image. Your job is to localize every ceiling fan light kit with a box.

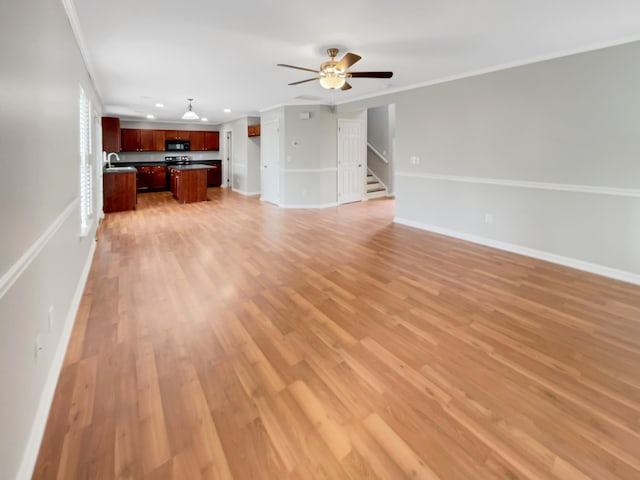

[278,48,393,91]
[319,73,346,89]
[181,98,199,120]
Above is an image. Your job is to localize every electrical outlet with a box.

[48,306,55,333]
[410,156,420,165]
[485,213,494,225]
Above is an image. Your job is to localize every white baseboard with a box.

[365,191,393,200]
[234,190,260,196]
[17,238,97,480]
[394,217,640,286]
[280,202,339,209]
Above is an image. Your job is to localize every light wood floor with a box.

[33,188,640,479]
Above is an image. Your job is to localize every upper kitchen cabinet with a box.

[102,117,121,152]
[189,131,205,151]
[117,124,218,152]
[204,131,219,151]
[164,130,189,140]
[122,128,165,152]
[140,129,165,151]
[121,128,141,152]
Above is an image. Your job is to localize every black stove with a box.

[164,155,192,165]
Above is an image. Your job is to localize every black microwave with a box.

[166,139,190,151]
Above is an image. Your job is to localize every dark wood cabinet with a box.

[169,168,178,196]
[121,129,141,152]
[207,162,222,186]
[204,131,219,151]
[102,117,121,152]
[139,129,154,151]
[153,130,165,151]
[248,125,260,137]
[136,165,167,191]
[189,131,205,151]
[164,130,189,140]
[118,126,217,152]
[122,129,166,152]
[103,171,136,213]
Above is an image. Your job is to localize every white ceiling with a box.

[70,0,640,125]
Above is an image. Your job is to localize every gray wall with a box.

[282,105,338,207]
[338,41,640,281]
[0,0,102,478]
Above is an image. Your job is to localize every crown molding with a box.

[336,34,640,107]
[60,0,102,99]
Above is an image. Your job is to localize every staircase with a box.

[366,168,388,199]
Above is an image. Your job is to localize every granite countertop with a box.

[112,162,166,167]
[103,166,137,174]
[168,164,214,171]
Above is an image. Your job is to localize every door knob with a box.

[358,164,362,167]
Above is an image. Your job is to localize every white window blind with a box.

[79,86,93,235]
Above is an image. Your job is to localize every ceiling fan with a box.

[278,48,393,91]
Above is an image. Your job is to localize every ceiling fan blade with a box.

[336,52,361,71]
[341,82,352,91]
[277,63,320,73]
[288,77,320,86]
[348,71,394,78]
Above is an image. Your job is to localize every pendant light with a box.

[182,98,199,120]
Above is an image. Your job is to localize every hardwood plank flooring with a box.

[33,188,640,479]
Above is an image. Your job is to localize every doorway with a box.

[260,120,280,205]
[337,118,365,204]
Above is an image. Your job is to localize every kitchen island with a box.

[169,164,213,203]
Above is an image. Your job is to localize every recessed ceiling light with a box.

[201,117,208,122]
[155,103,164,108]
[146,114,155,119]
[223,108,231,113]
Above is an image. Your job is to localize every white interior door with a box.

[261,120,280,205]
[337,118,364,204]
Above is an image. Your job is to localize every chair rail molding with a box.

[395,172,640,198]
[0,198,80,300]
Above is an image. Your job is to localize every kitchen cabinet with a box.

[136,165,167,191]
[102,117,121,152]
[169,168,178,196]
[164,130,189,140]
[121,129,141,152]
[248,125,260,137]
[140,130,165,151]
[207,162,222,186]
[189,131,205,151]
[204,131,219,151]
[122,129,165,152]
[103,169,136,213]
[119,126,217,152]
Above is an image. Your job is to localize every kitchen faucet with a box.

[106,152,120,168]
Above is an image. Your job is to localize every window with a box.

[79,86,93,236]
